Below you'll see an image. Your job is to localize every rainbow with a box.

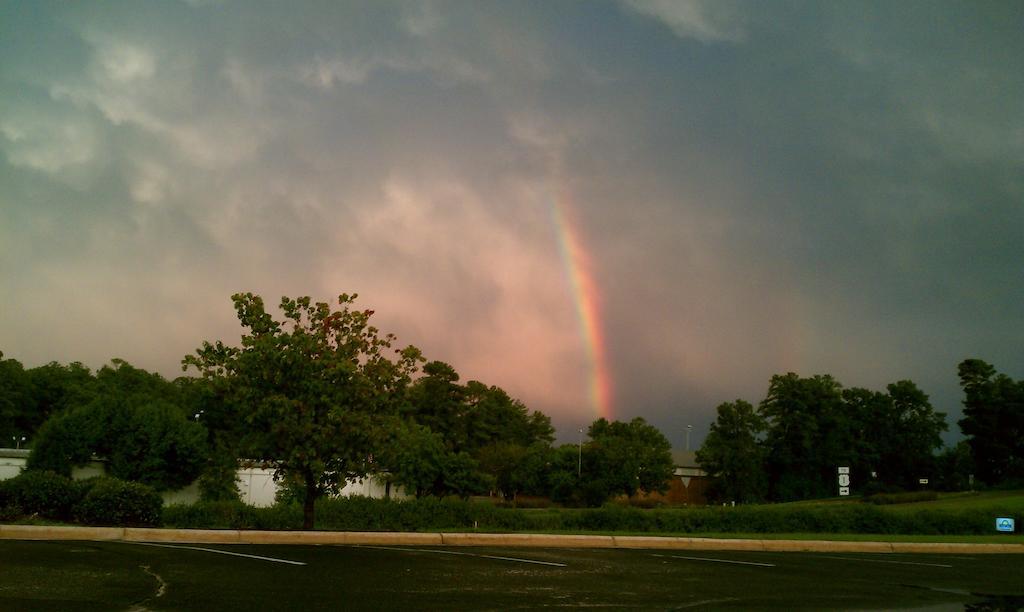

[549,189,614,420]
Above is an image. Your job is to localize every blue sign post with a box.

[996,517,1015,533]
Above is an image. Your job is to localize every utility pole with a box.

[686,424,693,452]
[578,428,583,476]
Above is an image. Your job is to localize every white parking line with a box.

[359,545,567,567]
[819,555,952,568]
[128,542,306,565]
[652,553,775,567]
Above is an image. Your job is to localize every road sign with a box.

[996,518,1015,533]
[918,478,929,485]
[838,467,850,496]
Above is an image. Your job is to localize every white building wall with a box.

[236,467,278,507]
[1,449,409,506]
[0,456,26,480]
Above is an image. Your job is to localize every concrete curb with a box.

[2,525,1022,553]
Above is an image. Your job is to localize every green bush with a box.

[151,495,1020,536]
[73,478,162,526]
[2,470,82,520]
[0,477,12,507]
[162,500,260,529]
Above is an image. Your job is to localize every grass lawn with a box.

[880,490,1024,513]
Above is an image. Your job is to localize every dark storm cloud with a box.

[1,1,1021,446]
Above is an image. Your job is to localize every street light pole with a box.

[686,425,693,452]
[578,428,583,476]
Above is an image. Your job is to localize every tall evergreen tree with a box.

[957,359,1024,486]
[697,400,766,503]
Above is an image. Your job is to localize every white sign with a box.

[919,478,929,485]
[996,518,1015,533]
[838,466,850,496]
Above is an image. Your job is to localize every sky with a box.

[1,1,1022,448]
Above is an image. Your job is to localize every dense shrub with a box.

[1,470,82,520]
[162,500,261,529]
[6,484,1007,536]
[0,477,11,507]
[73,478,162,526]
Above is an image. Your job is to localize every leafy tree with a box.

[1,354,96,446]
[27,362,207,491]
[462,381,554,451]
[957,359,1024,486]
[378,422,450,498]
[882,380,946,487]
[183,293,422,528]
[402,365,554,500]
[24,405,98,475]
[475,442,552,501]
[696,400,766,503]
[839,387,890,488]
[839,382,946,491]
[0,352,31,445]
[935,441,974,492]
[103,399,207,491]
[379,420,490,499]
[579,417,674,505]
[405,361,466,449]
[547,443,586,506]
[760,373,847,501]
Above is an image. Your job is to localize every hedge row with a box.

[162,496,1016,536]
[0,474,1013,535]
[0,471,161,526]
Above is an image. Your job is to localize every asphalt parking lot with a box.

[1,540,1022,610]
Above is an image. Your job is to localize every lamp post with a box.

[578,428,583,476]
[686,425,693,452]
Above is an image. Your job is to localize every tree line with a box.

[1,293,674,528]
[696,361,1024,504]
[4,292,1021,526]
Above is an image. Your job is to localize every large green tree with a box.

[760,373,847,501]
[579,417,674,506]
[882,380,946,487]
[183,293,422,528]
[402,363,554,500]
[405,361,467,450]
[0,352,31,445]
[462,381,554,452]
[378,420,487,498]
[696,400,766,503]
[957,359,1024,486]
[0,354,96,446]
[840,381,946,491]
[27,360,207,490]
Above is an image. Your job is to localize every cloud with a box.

[622,0,746,43]
[1,1,1021,447]
[0,107,98,174]
[321,173,590,421]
